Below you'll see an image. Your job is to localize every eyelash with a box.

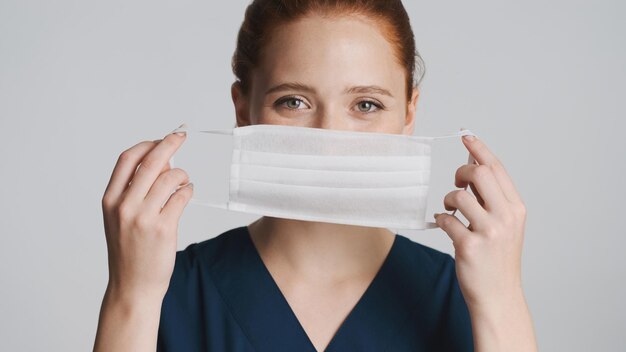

[274,96,309,110]
[274,96,385,113]
[354,99,384,113]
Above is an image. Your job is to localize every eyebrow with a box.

[265,82,394,98]
[345,85,393,97]
[265,82,315,95]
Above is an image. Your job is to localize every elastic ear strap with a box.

[170,127,234,135]
[432,128,478,218]
[168,130,230,210]
[428,128,478,228]
[188,198,230,210]
[419,222,440,229]
[168,125,232,170]
[166,179,230,209]
[432,129,477,140]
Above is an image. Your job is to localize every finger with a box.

[126,129,187,202]
[454,164,508,213]
[160,182,194,222]
[443,189,488,225]
[103,141,159,204]
[144,168,190,211]
[462,135,523,203]
[434,213,471,243]
[461,154,485,207]
[145,139,171,175]
[469,182,485,207]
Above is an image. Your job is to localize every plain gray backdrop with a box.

[1,0,624,350]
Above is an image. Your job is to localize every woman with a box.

[94,0,537,351]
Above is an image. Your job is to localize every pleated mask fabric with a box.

[170,124,477,230]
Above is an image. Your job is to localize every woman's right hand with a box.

[100,125,193,302]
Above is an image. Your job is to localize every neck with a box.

[247,216,396,282]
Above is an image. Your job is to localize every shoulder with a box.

[394,234,457,280]
[158,226,256,351]
[161,225,250,314]
[169,226,248,280]
[392,234,474,350]
[394,234,461,307]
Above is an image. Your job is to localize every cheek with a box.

[247,98,277,125]
[359,110,408,134]
[251,107,309,126]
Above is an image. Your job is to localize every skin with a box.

[94,12,537,352]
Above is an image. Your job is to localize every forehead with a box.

[254,14,406,94]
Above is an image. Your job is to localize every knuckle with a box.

[171,168,189,182]
[101,193,115,209]
[473,165,491,181]
[170,189,189,204]
[154,220,169,235]
[457,236,477,254]
[118,141,152,162]
[116,201,134,220]
[133,213,154,230]
[440,215,453,228]
[161,168,186,185]
[139,157,158,172]
[454,165,466,179]
[118,150,133,164]
[491,156,506,171]
[454,168,465,187]
[160,168,189,187]
[501,211,516,226]
[491,159,504,170]
[516,201,527,217]
[483,226,499,239]
[160,170,177,184]
[452,190,470,204]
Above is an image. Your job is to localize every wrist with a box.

[104,282,165,314]
[468,288,527,315]
[468,288,529,340]
[466,289,538,352]
[94,283,164,352]
[467,288,532,339]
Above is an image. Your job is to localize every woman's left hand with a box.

[434,134,528,310]
[435,134,537,351]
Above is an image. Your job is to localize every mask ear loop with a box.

[167,125,235,210]
[420,128,477,230]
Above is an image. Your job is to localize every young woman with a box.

[94,1,537,351]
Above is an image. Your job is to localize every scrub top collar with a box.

[207,226,436,352]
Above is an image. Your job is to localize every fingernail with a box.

[186,182,194,189]
[152,139,162,143]
[172,123,187,137]
[433,213,440,219]
[463,135,475,141]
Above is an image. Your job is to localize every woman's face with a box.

[232,14,418,135]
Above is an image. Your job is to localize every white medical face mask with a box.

[170,124,476,230]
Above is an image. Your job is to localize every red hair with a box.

[231,0,425,101]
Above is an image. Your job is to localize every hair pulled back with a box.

[232,0,425,101]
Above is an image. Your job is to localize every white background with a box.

[0,0,624,350]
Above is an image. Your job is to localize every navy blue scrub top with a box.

[157,226,474,351]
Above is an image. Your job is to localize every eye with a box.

[355,100,382,113]
[275,96,309,110]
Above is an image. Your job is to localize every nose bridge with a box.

[318,113,334,130]
[313,102,346,130]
